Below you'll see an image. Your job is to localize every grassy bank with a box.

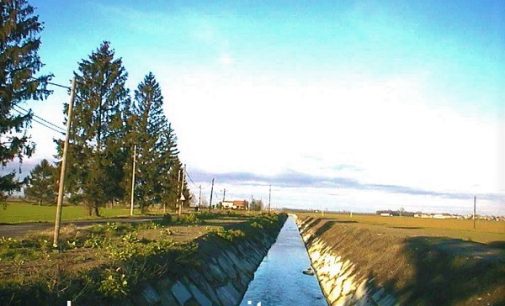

[0,212,286,305]
[0,202,139,224]
[299,215,505,306]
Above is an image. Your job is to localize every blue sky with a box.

[16,1,505,214]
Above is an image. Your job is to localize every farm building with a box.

[221,200,248,210]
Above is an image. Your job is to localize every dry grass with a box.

[297,212,505,244]
[299,216,505,306]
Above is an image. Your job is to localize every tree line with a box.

[1,0,190,214]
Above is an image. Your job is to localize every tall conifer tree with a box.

[66,41,129,215]
[0,0,51,199]
[131,72,169,209]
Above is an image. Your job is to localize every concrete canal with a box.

[240,216,326,306]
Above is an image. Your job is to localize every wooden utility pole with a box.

[222,188,226,203]
[178,165,185,216]
[198,185,202,208]
[473,196,477,229]
[53,77,76,248]
[176,167,181,212]
[268,184,271,214]
[209,178,214,210]
[130,145,136,216]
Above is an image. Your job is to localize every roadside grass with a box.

[0,202,150,224]
[0,202,264,224]
[296,212,505,244]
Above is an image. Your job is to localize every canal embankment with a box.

[0,213,287,306]
[296,216,505,306]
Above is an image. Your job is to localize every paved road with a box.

[0,216,162,238]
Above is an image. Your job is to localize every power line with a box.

[185,169,194,183]
[47,81,71,90]
[184,168,199,190]
[11,107,65,135]
[13,105,65,132]
[12,106,65,134]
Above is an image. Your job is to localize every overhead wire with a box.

[13,105,65,133]
[47,81,71,90]
[11,107,65,135]
[184,168,200,191]
[7,79,79,136]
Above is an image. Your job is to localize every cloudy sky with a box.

[10,0,505,214]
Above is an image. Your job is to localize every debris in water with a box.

[303,267,315,276]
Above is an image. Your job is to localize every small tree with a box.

[24,159,56,204]
[250,199,264,211]
[0,0,52,200]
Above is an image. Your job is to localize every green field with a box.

[0,202,141,224]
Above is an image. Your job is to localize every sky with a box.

[6,0,504,215]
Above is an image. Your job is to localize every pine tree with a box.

[24,159,56,204]
[131,72,170,210]
[158,123,181,208]
[0,0,52,200]
[66,41,129,215]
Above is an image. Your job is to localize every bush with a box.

[211,228,245,242]
[162,214,172,224]
[176,213,202,225]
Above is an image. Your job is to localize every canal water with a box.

[240,216,327,306]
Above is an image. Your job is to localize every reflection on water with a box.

[240,216,327,306]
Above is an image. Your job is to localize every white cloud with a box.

[16,65,502,214]
[218,53,235,66]
[159,68,503,212]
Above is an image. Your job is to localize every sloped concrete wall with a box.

[124,223,285,306]
[296,217,399,306]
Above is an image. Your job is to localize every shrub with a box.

[176,213,202,225]
[162,214,172,224]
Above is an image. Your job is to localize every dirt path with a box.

[0,216,161,238]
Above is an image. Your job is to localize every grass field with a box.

[295,212,505,244]
[0,202,147,224]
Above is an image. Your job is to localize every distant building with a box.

[433,213,457,219]
[221,200,248,210]
[233,200,248,210]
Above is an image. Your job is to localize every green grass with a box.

[0,202,135,224]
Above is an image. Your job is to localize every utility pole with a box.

[53,77,76,248]
[198,185,202,208]
[222,188,226,203]
[268,184,271,214]
[473,196,477,229]
[130,145,136,216]
[209,178,214,210]
[178,164,185,216]
[176,167,181,212]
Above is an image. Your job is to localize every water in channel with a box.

[240,216,327,306]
